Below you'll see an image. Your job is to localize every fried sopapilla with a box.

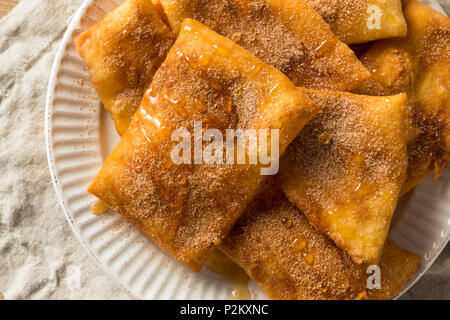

[278,90,408,264]
[88,19,319,271]
[221,184,420,300]
[355,0,449,194]
[158,0,370,91]
[76,0,176,135]
[304,0,406,44]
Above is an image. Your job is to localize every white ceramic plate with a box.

[45,0,449,300]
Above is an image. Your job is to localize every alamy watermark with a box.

[367,265,381,290]
[367,5,382,30]
[170,121,280,175]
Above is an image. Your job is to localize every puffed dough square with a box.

[159,0,370,91]
[88,19,319,271]
[355,0,450,194]
[278,90,408,264]
[76,0,176,135]
[304,0,407,44]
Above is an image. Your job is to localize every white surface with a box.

[45,0,450,300]
[0,0,130,299]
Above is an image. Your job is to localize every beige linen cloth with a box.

[0,0,448,300]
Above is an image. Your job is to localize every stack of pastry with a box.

[76,0,449,300]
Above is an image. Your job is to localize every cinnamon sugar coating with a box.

[305,0,407,44]
[159,0,370,91]
[221,182,419,300]
[76,0,176,135]
[278,90,408,264]
[355,0,450,194]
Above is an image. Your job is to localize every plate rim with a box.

[45,0,138,300]
[44,0,449,300]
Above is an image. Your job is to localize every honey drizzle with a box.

[205,250,250,300]
[90,200,109,215]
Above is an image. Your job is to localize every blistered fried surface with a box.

[75,0,176,135]
[278,90,408,264]
[159,0,370,91]
[88,19,318,271]
[305,0,406,44]
[222,184,419,300]
[355,0,450,194]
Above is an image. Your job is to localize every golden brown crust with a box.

[304,0,407,44]
[355,0,450,194]
[368,238,421,300]
[151,0,171,29]
[278,90,408,264]
[222,195,367,300]
[222,184,420,300]
[88,19,318,271]
[75,0,176,135]
[159,0,370,91]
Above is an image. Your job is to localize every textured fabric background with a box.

[0,0,448,300]
[436,0,450,12]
